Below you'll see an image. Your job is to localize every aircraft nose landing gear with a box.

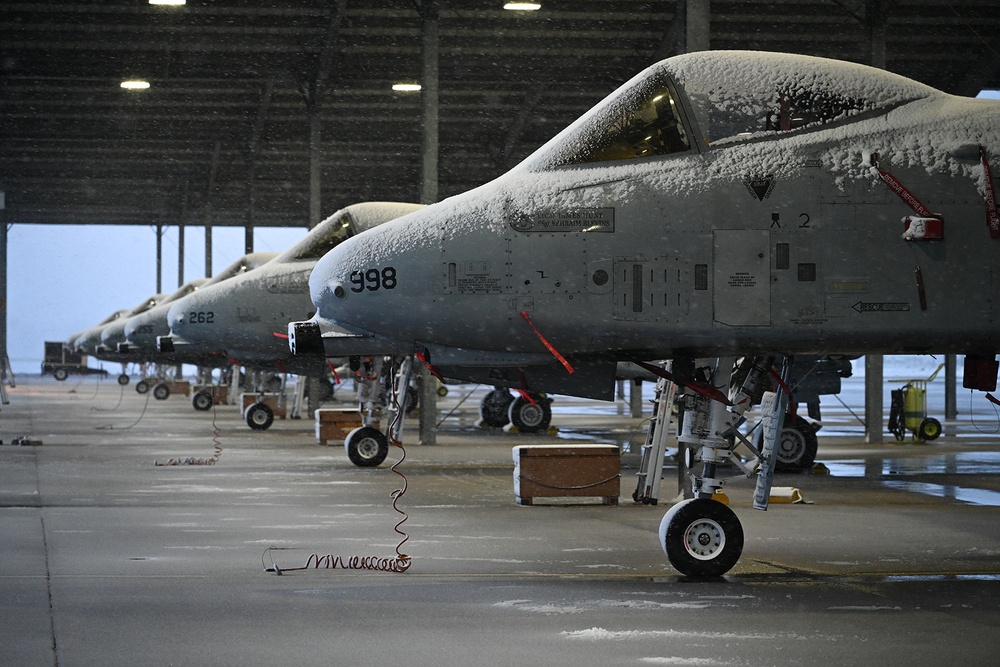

[655,356,788,578]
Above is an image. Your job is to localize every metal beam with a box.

[305,1,344,229]
[0,193,7,376]
[685,0,710,52]
[419,0,440,446]
[204,142,221,278]
[245,79,275,253]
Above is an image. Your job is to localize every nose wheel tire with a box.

[344,426,389,467]
[192,390,213,411]
[245,403,274,431]
[660,498,744,578]
[508,393,551,433]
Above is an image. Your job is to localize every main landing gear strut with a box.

[653,356,790,578]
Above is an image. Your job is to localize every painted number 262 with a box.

[350,266,397,292]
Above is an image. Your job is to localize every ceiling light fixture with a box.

[149,0,186,5]
[120,79,151,90]
[392,83,422,92]
[504,2,541,10]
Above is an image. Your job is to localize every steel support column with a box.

[865,355,884,443]
[684,0,710,52]
[418,0,440,446]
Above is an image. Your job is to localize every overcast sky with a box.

[7,223,305,373]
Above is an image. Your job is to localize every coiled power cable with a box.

[263,359,412,575]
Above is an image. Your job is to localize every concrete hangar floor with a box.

[3,372,1000,666]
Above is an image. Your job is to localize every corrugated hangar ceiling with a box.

[2,1,1000,231]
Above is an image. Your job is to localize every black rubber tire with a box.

[479,388,514,428]
[117,373,130,386]
[192,390,213,411]
[774,416,818,472]
[344,426,389,467]
[245,403,274,431]
[660,498,744,578]
[508,393,551,433]
[918,417,942,441]
[135,380,150,394]
[53,367,69,381]
[152,383,170,400]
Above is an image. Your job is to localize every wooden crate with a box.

[162,380,191,397]
[240,393,286,419]
[314,408,364,445]
[193,385,228,404]
[512,444,620,505]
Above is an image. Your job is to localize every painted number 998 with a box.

[350,266,397,292]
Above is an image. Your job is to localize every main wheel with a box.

[774,416,818,472]
[404,386,419,415]
[659,498,744,578]
[479,388,514,428]
[152,383,170,400]
[53,367,69,381]
[117,373,130,386]
[917,417,942,441]
[135,380,150,394]
[344,426,388,467]
[192,390,213,411]
[245,403,274,431]
[508,393,551,433]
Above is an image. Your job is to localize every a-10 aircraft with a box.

[122,254,278,398]
[291,50,1000,577]
[162,202,423,429]
[102,278,209,393]
[72,294,168,384]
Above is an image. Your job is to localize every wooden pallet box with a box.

[193,384,228,404]
[163,380,191,397]
[512,444,620,505]
[314,408,364,445]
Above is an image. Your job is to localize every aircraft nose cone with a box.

[166,301,186,335]
[309,246,353,319]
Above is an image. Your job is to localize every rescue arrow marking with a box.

[852,301,911,313]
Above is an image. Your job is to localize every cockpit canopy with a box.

[278,203,425,263]
[202,252,278,287]
[523,50,936,169]
[282,212,355,262]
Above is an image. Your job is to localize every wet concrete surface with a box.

[3,373,1000,665]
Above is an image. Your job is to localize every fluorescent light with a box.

[392,83,422,92]
[149,0,186,5]
[504,2,541,10]
[120,79,150,90]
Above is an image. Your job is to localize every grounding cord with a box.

[90,380,126,412]
[263,363,411,575]
[970,390,1000,435]
[154,399,223,466]
[95,387,150,430]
